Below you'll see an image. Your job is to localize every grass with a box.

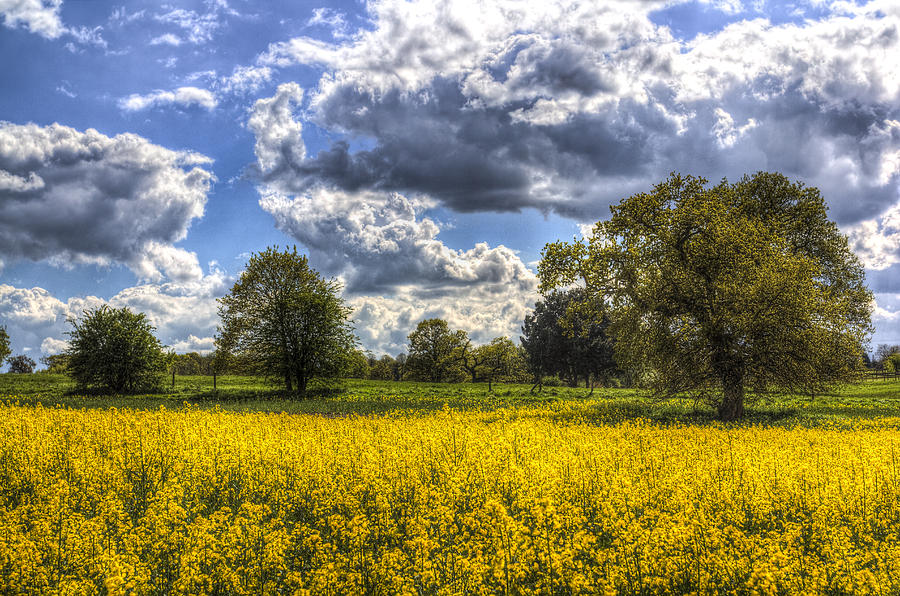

[1,372,899,426]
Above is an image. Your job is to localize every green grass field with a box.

[2,372,898,426]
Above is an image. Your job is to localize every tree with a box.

[216,246,357,394]
[40,353,70,373]
[405,319,467,382]
[540,172,872,420]
[8,355,36,374]
[477,337,527,391]
[66,306,167,393]
[369,355,396,381]
[0,327,9,369]
[346,350,370,379]
[520,289,619,392]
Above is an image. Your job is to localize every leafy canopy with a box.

[520,288,618,390]
[0,327,9,369]
[8,355,36,374]
[65,306,167,393]
[216,246,357,394]
[540,172,872,420]
[405,319,468,383]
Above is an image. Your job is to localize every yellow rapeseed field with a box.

[0,399,899,595]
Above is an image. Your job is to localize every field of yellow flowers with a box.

[1,393,900,594]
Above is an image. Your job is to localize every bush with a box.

[66,306,167,393]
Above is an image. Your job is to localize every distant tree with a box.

[405,319,467,382]
[369,355,396,381]
[460,340,488,383]
[540,172,873,420]
[216,246,357,394]
[40,353,70,373]
[477,337,527,391]
[875,345,900,370]
[347,350,370,379]
[66,306,167,393]
[393,353,407,381]
[0,327,9,369]
[520,289,619,392]
[8,355,36,374]
[172,352,203,375]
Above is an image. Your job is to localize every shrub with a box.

[66,306,167,393]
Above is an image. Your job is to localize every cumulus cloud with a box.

[0,0,64,39]
[247,83,306,173]
[0,122,213,276]
[119,86,217,111]
[0,260,230,362]
[248,0,900,237]
[260,188,537,293]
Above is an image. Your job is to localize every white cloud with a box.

[0,0,64,39]
[249,0,900,229]
[0,122,213,277]
[150,32,181,46]
[171,334,215,353]
[40,336,68,355]
[119,86,218,111]
[248,82,305,172]
[261,188,537,293]
[0,259,231,359]
[847,204,900,270]
[219,65,273,95]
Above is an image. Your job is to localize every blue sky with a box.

[1,0,899,366]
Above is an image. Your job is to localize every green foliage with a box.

[0,327,9,369]
[217,246,358,394]
[540,172,873,420]
[405,319,467,382]
[368,355,396,381]
[40,354,69,373]
[884,354,900,374]
[346,350,370,379]
[474,337,529,389]
[66,306,167,393]
[521,289,620,389]
[7,355,36,374]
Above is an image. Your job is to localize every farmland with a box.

[1,375,900,594]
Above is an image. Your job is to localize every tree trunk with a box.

[718,377,745,421]
[284,370,293,392]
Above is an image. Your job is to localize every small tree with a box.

[540,172,872,420]
[216,246,357,394]
[66,306,167,393]
[8,355,36,374]
[477,337,526,391]
[0,327,9,369]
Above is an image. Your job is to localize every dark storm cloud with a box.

[254,77,676,218]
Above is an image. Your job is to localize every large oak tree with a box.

[540,173,872,420]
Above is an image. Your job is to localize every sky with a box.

[0,0,899,368]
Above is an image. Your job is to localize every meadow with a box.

[1,374,899,594]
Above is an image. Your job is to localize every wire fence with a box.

[867,369,900,381]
